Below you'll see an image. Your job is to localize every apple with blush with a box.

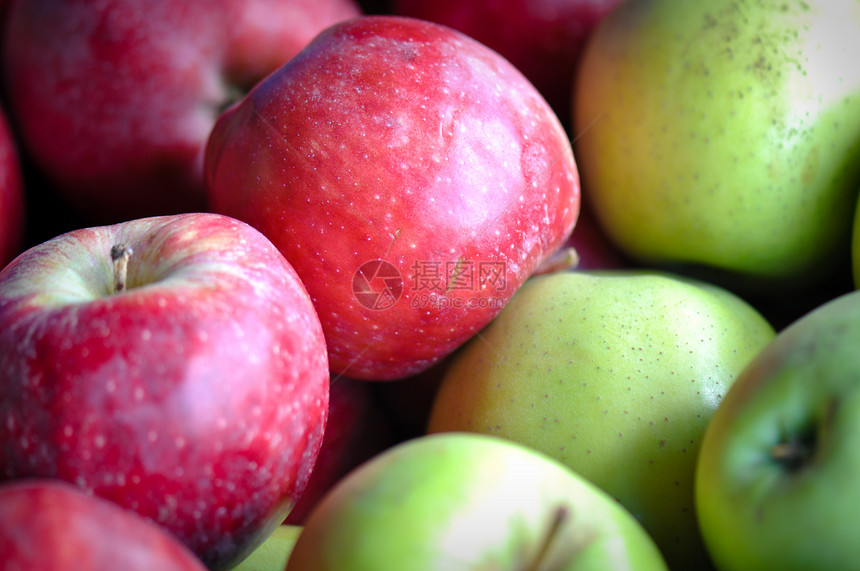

[2,0,361,223]
[205,15,580,381]
[0,479,208,571]
[0,212,330,570]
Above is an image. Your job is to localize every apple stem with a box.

[532,247,580,276]
[111,244,133,294]
[527,504,570,571]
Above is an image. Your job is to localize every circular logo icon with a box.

[352,260,403,311]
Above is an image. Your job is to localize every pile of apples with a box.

[2,0,860,570]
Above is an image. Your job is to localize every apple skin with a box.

[0,213,330,570]
[392,0,625,118]
[427,270,776,569]
[206,15,580,381]
[696,289,860,570]
[0,479,207,570]
[0,101,24,268]
[2,0,361,223]
[234,524,303,571]
[283,374,392,525]
[573,0,860,293]
[286,432,668,570]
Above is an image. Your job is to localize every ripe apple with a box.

[696,289,860,570]
[0,101,24,268]
[427,270,776,569]
[206,15,580,381]
[2,0,361,223]
[391,0,625,117]
[0,479,207,571]
[284,374,392,525]
[0,212,330,570]
[234,525,303,571]
[573,0,860,294]
[286,432,668,570]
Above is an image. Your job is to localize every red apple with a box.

[0,479,207,571]
[2,0,361,223]
[0,102,24,268]
[206,15,580,381]
[391,0,625,116]
[284,374,392,525]
[0,212,329,570]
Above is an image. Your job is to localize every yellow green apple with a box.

[286,432,668,570]
[574,0,860,293]
[427,270,775,568]
[696,289,860,570]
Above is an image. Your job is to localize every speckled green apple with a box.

[427,270,775,569]
[286,432,668,571]
[574,0,860,292]
[696,289,860,570]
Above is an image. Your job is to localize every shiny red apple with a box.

[206,15,580,381]
[0,479,207,571]
[0,212,329,570]
[2,0,361,223]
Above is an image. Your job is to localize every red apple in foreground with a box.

[392,0,625,116]
[0,102,24,268]
[0,213,329,570]
[206,15,580,381]
[2,0,361,223]
[0,479,207,571]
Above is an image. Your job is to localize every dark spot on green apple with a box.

[771,398,837,472]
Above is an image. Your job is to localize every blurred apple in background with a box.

[428,270,776,568]
[286,432,668,570]
[2,0,361,223]
[0,479,207,571]
[696,289,860,571]
[0,101,23,268]
[392,0,625,120]
[206,15,580,381]
[284,374,392,525]
[574,0,860,298]
[0,213,329,570]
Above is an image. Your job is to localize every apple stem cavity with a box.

[526,504,571,571]
[111,244,133,294]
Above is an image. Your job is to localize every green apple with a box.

[696,289,860,570]
[573,0,860,293]
[286,432,668,570]
[427,270,775,569]
[233,525,302,571]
